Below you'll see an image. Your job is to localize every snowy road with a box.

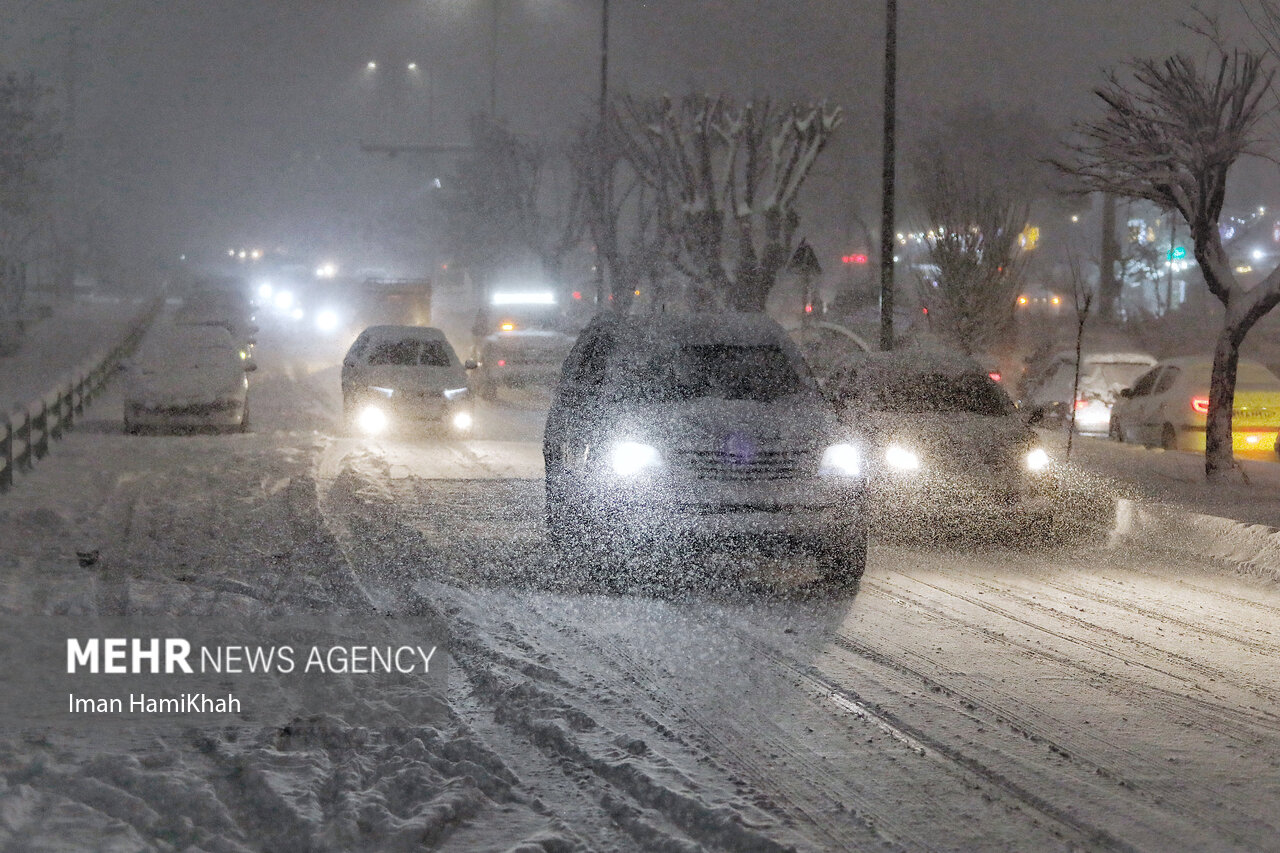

[2,332,1279,851]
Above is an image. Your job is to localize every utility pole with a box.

[878,0,897,351]
[595,0,609,307]
[489,0,499,116]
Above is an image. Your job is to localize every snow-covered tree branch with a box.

[613,94,841,311]
[1060,49,1279,480]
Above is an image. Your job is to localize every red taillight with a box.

[572,291,582,300]
[1074,398,1087,410]
[1191,397,1210,414]
[988,372,1001,382]
[497,359,506,367]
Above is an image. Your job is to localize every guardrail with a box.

[0,298,161,491]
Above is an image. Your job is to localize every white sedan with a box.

[1109,357,1280,454]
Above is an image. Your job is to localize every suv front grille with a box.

[669,447,814,481]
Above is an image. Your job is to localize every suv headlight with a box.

[885,444,921,472]
[610,441,662,476]
[1025,447,1051,471]
[820,443,862,477]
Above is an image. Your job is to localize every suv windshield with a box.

[366,339,452,367]
[860,372,1014,416]
[623,344,804,402]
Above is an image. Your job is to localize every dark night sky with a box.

[2,0,1271,275]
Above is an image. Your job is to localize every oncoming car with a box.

[1109,357,1280,454]
[542,312,868,585]
[124,325,255,434]
[827,349,1055,534]
[341,325,475,436]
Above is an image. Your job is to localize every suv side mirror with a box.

[464,359,478,370]
[1118,387,1133,399]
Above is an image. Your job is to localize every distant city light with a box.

[407,62,418,71]
[366,61,377,70]
[315,262,338,279]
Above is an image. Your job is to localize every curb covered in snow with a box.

[1111,498,1280,583]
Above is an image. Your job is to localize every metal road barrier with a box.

[0,298,161,491]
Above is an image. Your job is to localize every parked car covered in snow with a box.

[826,347,1056,533]
[1026,351,1158,433]
[124,325,255,433]
[341,325,475,436]
[1109,357,1280,454]
[543,311,868,585]
[174,289,259,358]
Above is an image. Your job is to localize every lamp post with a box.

[878,0,897,351]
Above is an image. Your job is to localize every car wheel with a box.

[1160,423,1177,451]
[1108,417,1122,442]
[239,405,250,433]
[814,527,868,591]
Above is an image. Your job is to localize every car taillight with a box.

[988,372,1001,382]
[1191,397,1210,414]
[1074,398,1087,410]
[497,359,506,367]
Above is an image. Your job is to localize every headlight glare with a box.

[885,444,921,471]
[370,386,395,398]
[819,443,862,477]
[610,441,662,476]
[357,405,388,435]
[452,410,473,431]
[1025,447,1051,471]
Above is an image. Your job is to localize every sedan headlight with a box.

[610,441,662,477]
[370,386,395,399]
[885,444,921,472]
[1025,447,1051,471]
[819,443,862,477]
[452,410,473,432]
[443,386,469,401]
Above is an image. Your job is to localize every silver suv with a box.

[542,312,868,585]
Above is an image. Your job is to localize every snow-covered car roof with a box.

[357,325,450,343]
[1046,350,1158,367]
[610,311,797,348]
[831,344,987,385]
[139,325,238,358]
[1149,357,1280,386]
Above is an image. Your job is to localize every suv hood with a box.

[617,393,839,449]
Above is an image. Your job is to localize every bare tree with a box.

[0,72,60,318]
[568,120,675,312]
[440,116,583,300]
[914,154,1030,357]
[613,95,841,312]
[1061,50,1277,480]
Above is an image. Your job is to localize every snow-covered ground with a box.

[0,296,148,415]
[1,321,1279,851]
[1042,429,1280,528]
